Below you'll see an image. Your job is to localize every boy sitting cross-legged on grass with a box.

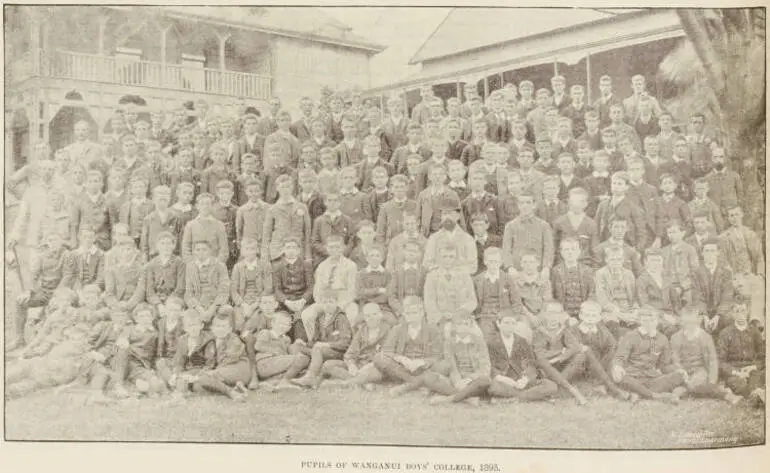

[611,307,686,404]
[532,301,589,405]
[670,305,743,404]
[717,303,766,407]
[570,300,637,402]
[321,302,390,390]
[373,296,447,397]
[486,310,558,403]
[421,313,492,406]
[290,289,353,389]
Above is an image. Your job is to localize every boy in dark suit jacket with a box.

[290,289,353,389]
[373,296,448,397]
[473,247,521,337]
[551,238,595,320]
[234,114,265,173]
[469,213,503,276]
[61,227,105,291]
[486,311,558,402]
[272,238,314,341]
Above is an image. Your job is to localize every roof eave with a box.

[107,6,386,53]
[410,8,654,65]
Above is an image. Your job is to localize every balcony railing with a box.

[43,50,271,99]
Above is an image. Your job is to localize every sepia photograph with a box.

[3,4,766,451]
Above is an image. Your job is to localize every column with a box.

[160,24,172,88]
[455,82,461,99]
[218,32,230,70]
[483,76,489,99]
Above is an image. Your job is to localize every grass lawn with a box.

[4,383,765,448]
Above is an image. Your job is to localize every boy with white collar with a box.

[473,247,521,338]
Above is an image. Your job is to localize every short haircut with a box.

[568,187,588,200]
[580,299,602,313]
[156,231,176,244]
[471,212,489,223]
[357,219,375,231]
[389,174,407,186]
[165,295,184,309]
[611,171,630,184]
[216,180,234,191]
[560,237,580,249]
[275,174,293,187]
[176,181,194,192]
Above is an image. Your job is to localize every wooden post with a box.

[483,76,489,99]
[499,71,504,89]
[218,32,230,71]
[455,81,461,99]
[380,93,385,119]
[553,59,559,76]
[586,54,592,104]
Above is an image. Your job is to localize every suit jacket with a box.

[205,332,248,368]
[380,115,409,157]
[381,321,443,366]
[290,118,312,142]
[446,139,469,162]
[486,330,539,381]
[60,248,105,290]
[391,143,431,174]
[335,140,365,168]
[473,234,503,275]
[594,266,637,312]
[387,266,427,315]
[718,226,765,276]
[416,187,461,236]
[461,192,504,235]
[310,310,353,352]
[232,134,265,173]
[595,197,647,251]
[692,264,734,318]
[551,263,595,310]
[473,271,522,316]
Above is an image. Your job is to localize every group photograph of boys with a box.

[3,5,766,449]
